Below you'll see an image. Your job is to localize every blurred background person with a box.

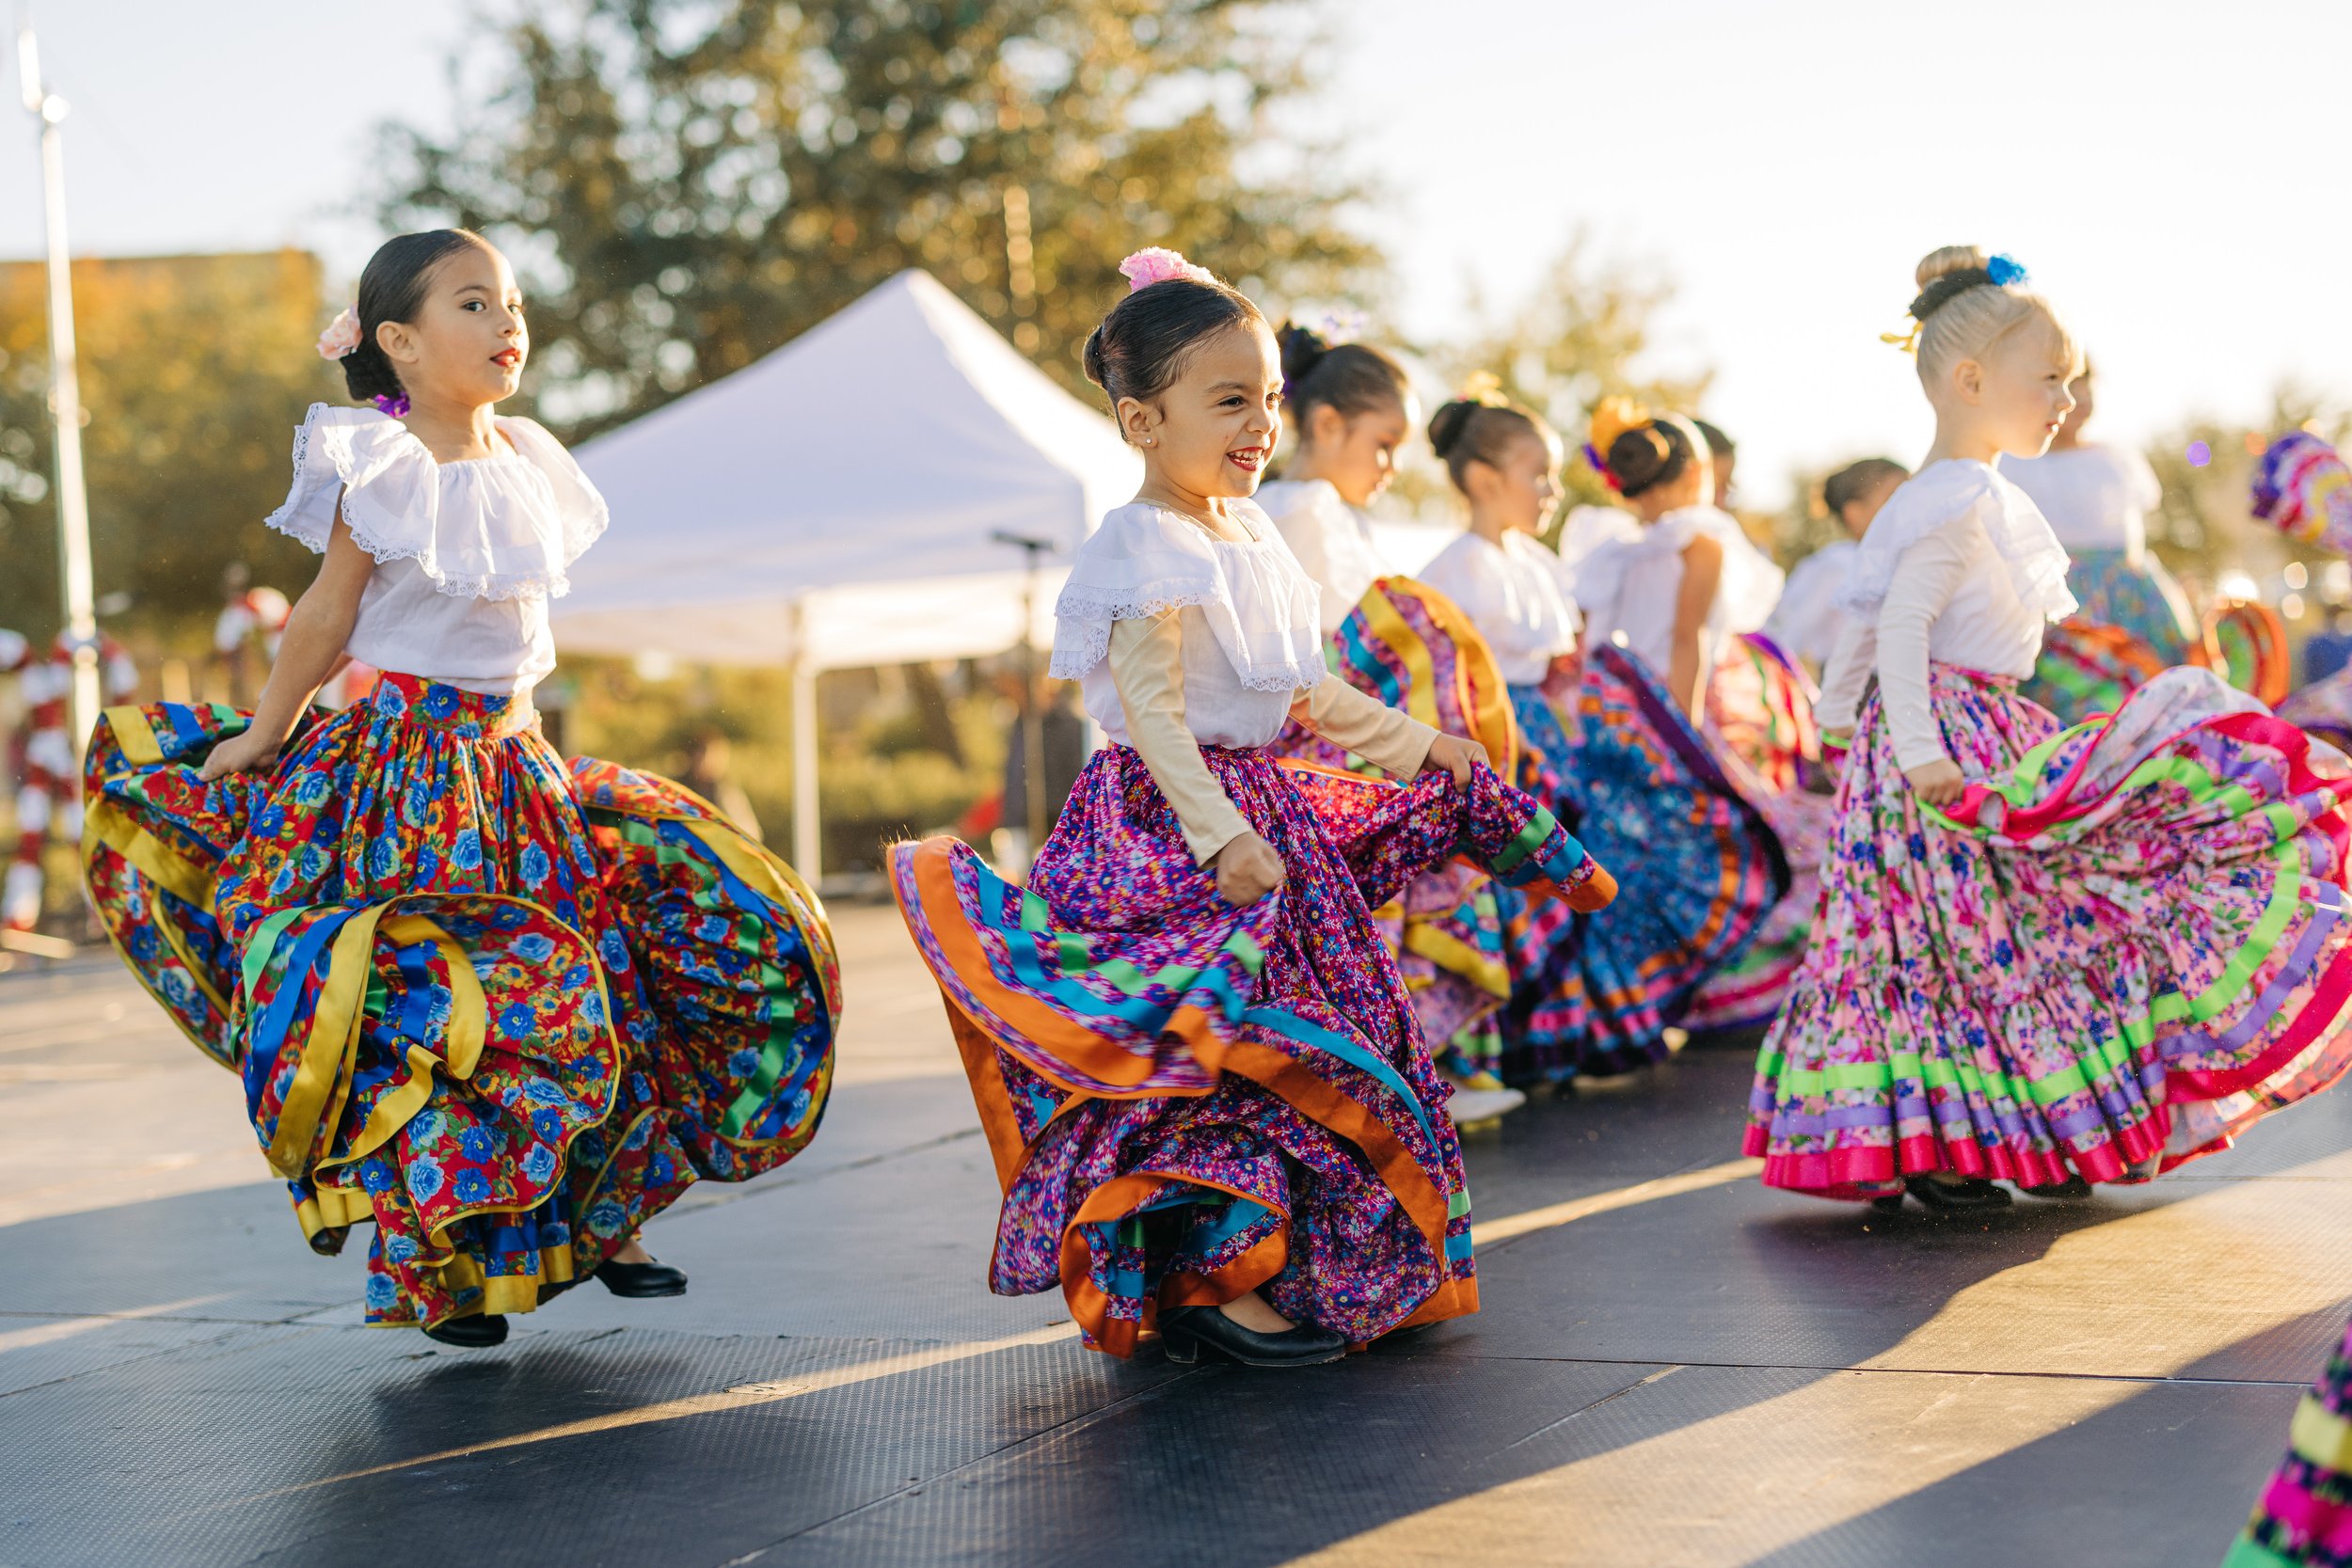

[1766,458,1911,674]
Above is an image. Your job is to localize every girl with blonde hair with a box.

[1745,246,2352,1212]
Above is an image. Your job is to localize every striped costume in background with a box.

[1688,632,1835,1033]
[1502,641,1788,1078]
[2227,1318,2352,1566]
[1282,578,1528,1084]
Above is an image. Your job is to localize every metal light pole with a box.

[991,531,1057,855]
[17,12,97,753]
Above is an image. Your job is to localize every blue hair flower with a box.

[1985,253,2028,288]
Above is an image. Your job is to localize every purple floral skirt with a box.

[892,745,1607,1355]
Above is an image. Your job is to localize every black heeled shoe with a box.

[1901,1174,2013,1213]
[596,1258,689,1298]
[1159,1307,1346,1368]
[422,1313,508,1348]
[2021,1174,2093,1199]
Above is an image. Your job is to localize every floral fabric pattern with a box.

[891,747,1606,1356]
[1746,664,2352,1197]
[83,675,837,1328]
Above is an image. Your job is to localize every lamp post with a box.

[16,11,96,754]
[991,531,1057,860]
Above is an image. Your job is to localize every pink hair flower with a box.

[1118,247,1215,293]
[316,305,362,361]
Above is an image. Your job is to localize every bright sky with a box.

[5,0,2346,508]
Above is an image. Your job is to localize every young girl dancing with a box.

[1746,245,2352,1212]
[1256,323,1415,635]
[1257,327,1524,1123]
[81,230,839,1345]
[1573,403,1825,1033]
[890,250,1613,1368]
[1415,392,1784,1079]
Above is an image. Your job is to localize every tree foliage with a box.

[1441,231,1712,513]
[374,0,1381,435]
[0,250,332,641]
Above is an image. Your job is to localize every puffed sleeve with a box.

[1107,610,1255,865]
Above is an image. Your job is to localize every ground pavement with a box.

[3,900,2346,1567]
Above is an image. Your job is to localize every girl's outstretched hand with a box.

[198,727,281,782]
[1904,757,1965,806]
[1423,733,1490,789]
[1213,831,1286,908]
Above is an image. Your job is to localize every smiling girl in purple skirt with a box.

[892,248,1613,1368]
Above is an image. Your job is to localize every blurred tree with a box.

[0,250,332,641]
[374,0,1380,436]
[1440,230,1712,515]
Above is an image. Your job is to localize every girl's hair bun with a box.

[1915,244,1991,291]
[1895,242,2076,387]
[1083,255,1265,436]
[1277,321,1330,388]
[1427,398,1479,461]
[1428,382,1551,493]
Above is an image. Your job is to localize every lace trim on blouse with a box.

[1050,501,1327,692]
[263,403,609,601]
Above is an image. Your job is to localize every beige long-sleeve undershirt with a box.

[1107,609,1439,864]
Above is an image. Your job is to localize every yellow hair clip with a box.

[1457,370,1507,407]
[1585,394,1651,457]
[1881,319,1921,356]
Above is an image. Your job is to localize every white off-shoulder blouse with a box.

[264,404,609,693]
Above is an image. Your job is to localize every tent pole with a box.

[791,602,820,882]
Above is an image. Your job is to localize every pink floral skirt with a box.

[1746,664,2352,1197]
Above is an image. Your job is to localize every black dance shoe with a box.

[1901,1175,2014,1213]
[596,1258,689,1298]
[1159,1307,1346,1368]
[422,1313,508,1349]
[2021,1175,2094,1200]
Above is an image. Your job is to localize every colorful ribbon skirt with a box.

[1746,664,2352,1196]
[1276,577,1527,1082]
[1504,646,1788,1078]
[891,745,1609,1355]
[2227,1311,2352,1566]
[82,674,839,1328]
[1689,632,1836,1033]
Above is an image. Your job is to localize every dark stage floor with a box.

[3,904,2342,1567]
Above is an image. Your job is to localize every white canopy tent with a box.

[554,268,1142,879]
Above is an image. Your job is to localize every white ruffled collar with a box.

[1573,505,1783,634]
[1050,499,1327,692]
[263,403,609,601]
[1836,459,2075,623]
